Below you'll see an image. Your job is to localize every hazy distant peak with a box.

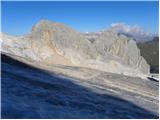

[109,23,155,42]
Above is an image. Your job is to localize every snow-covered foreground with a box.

[1,54,159,118]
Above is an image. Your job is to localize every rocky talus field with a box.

[1,20,159,118]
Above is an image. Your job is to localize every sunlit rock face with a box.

[93,31,149,74]
[1,20,150,77]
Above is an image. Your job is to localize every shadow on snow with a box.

[1,54,159,119]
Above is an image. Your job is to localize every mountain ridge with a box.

[1,20,150,77]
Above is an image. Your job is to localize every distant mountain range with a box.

[109,23,156,43]
[82,24,157,43]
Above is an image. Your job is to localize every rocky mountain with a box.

[1,20,158,119]
[82,31,159,74]
[137,37,159,73]
[1,20,149,77]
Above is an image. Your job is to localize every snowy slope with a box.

[1,54,158,118]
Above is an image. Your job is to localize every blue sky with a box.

[1,1,159,36]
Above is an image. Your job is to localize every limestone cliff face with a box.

[30,20,95,64]
[1,20,150,76]
[93,32,149,73]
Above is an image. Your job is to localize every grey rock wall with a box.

[1,20,150,76]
